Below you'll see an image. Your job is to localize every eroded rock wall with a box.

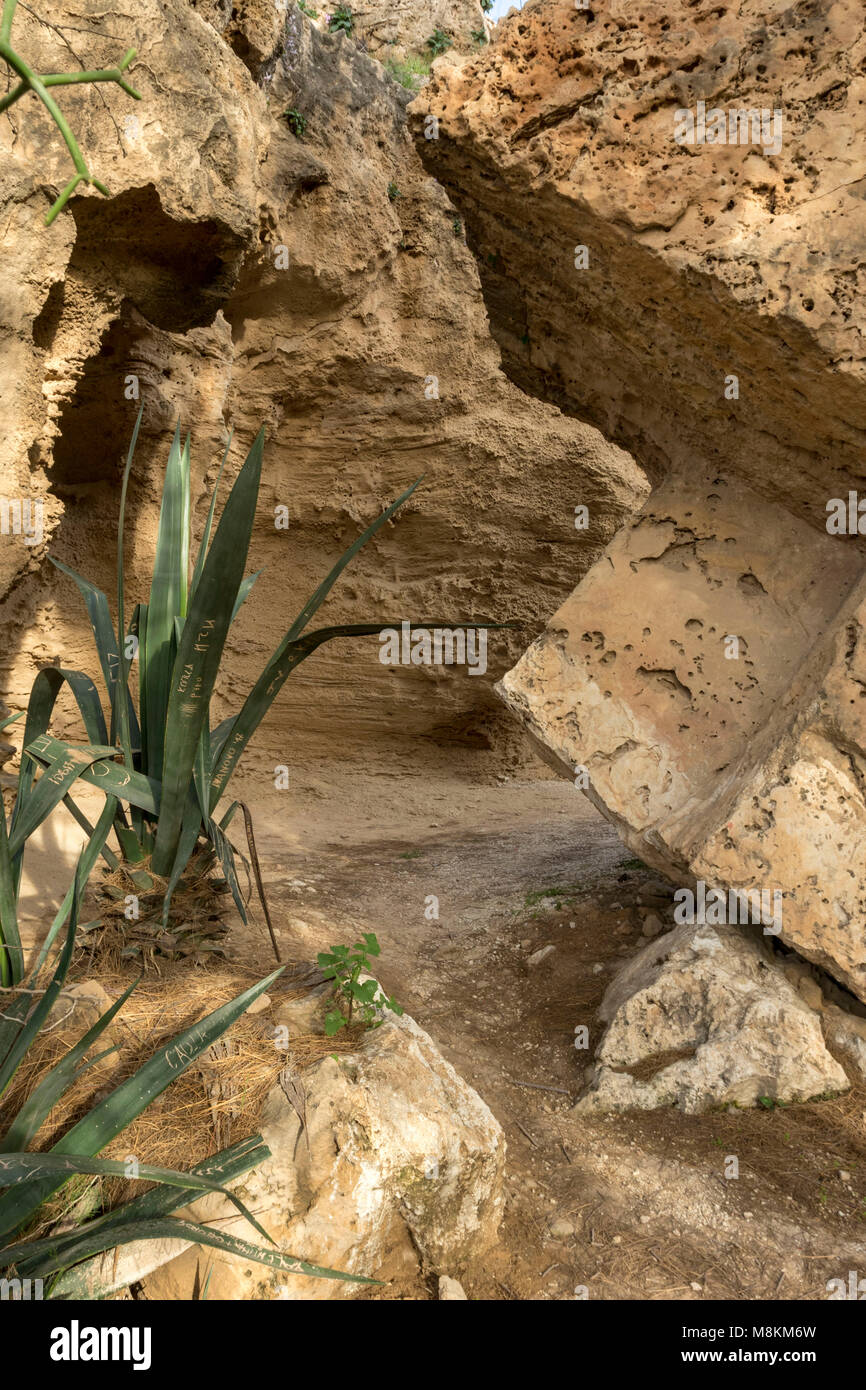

[412,0,866,997]
[0,0,644,780]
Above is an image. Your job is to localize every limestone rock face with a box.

[577,922,849,1115]
[412,0,866,996]
[349,0,487,59]
[0,0,643,776]
[145,1000,506,1299]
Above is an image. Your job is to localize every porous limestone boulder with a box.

[412,0,866,999]
[144,995,505,1299]
[576,921,849,1115]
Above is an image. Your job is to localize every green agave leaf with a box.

[11,667,109,822]
[287,478,422,642]
[203,473,424,807]
[59,795,119,871]
[49,559,120,712]
[0,797,20,988]
[143,425,189,781]
[7,740,117,860]
[114,404,144,768]
[0,856,85,1104]
[0,979,137,1150]
[10,1136,269,1284]
[0,1153,271,1245]
[190,429,233,598]
[151,429,264,875]
[232,570,261,624]
[27,797,117,983]
[160,788,204,925]
[0,962,283,1240]
[25,735,161,817]
[25,1217,376,1293]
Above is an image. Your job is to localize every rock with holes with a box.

[412,0,866,1000]
[576,921,848,1115]
[140,992,505,1299]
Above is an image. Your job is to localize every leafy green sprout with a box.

[297,0,318,15]
[0,0,140,224]
[283,107,307,138]
[328,5,354,35]
[471,29,487,44]
[426,28,453,58]
[387,181,400,201]
[318,932,403,1036]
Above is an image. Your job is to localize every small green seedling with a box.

[387,181,400,201]
[328,5,354,35]
[318,932,403,1036]
[426,28,453,58]
[283,107,308,138]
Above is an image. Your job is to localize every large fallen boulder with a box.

[577,921,849,1115]
[413,0,866,1000]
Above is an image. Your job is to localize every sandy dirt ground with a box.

[20,761,866,1301]
[226,764,866,1302]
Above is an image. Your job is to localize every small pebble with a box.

[549,1218,574,1239]
[528,944,557,969]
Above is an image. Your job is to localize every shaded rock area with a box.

[576,921,849,1115]
[412,0,866,999]
[0,0,644,776]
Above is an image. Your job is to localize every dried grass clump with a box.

[4,958,361,1218]
[80,856,238,967]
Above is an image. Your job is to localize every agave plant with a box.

[2,409,508,962]
[0,848,369,1298]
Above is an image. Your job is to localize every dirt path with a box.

[227,769,866,1302]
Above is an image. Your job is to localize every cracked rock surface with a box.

[413,0,866,999]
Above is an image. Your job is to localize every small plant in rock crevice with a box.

[318,932,403,1036]
[283,107,308,138]
[426,28,453,58]
[387,181,400,201]
[328,5,354,35]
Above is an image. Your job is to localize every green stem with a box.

[41,61,140,102]
[0,1,18,47]
[0,40,88,177]
[0,76,25,112]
